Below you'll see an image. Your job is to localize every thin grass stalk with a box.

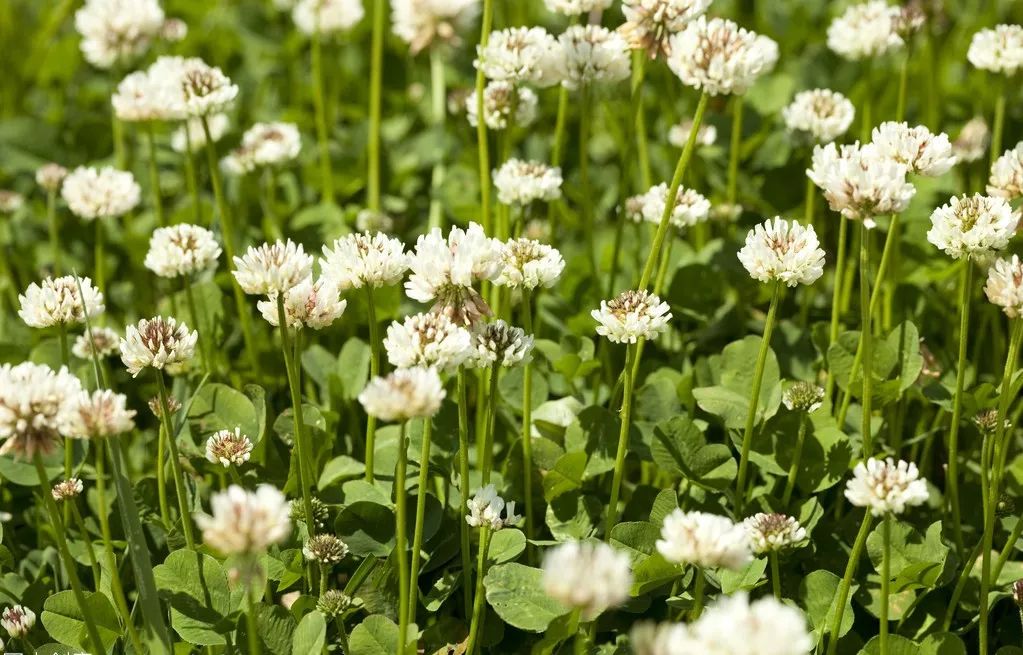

[726,97,744,205]
[947,261,973,553]
[311,31,334,205]
[880,514,891,654]
[395,421,411,655]
[365,286,381,482]
[769,552,781,600]
[367,0,386,211]
[246,579,261,655]
[47,189,61,274]
[427,48,447,230]
[781,413,808,508]
[184,127,204,225]
[94,219,106,293]
[990,78,1006,169]
[520,291,535,559]
[480,363,500,484]
[183,276,211,374]
[465,525,492,655]
[156,371,196,549]
[605,343,636,537]
[579,84,595,273]
[408,417,433,622]
[67,500,101,585]
[456,367,474,611]
[824,510,873,655]
[475,0,494,234]
[825,215,847,404]
[145,123,166,226]
[859,223,874,457]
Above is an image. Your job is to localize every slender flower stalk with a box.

[408,416,433,622]
[826,216,848,400]
[859,223,874,457]
[474,0,494,234]
[946,261,972,552]
[183,277,210,374]
[456,367,474,610]
[311,30,334,205]
[245,583,260,655]
[606,343,636,537]
[183,127,204,225]
[365,287,380,483]
[990,79,1006,169]
[579,84,594,272]
[465,524,492,655]
[46,188,61,275]
[520,292,536,556]
[480,362,500,484]
[769,552,782,600]
[427,47,446,229]
[155,372,196,549]
[726,97,743,206]
[880,514,891,652]
[145,122,165,226]
[395,421,411,653]
[367,0,385,210]
[824,511,872,655]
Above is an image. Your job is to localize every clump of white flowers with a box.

[927,194,1017,260]
[112,69,182,122]
[205,428,254,467]
[65,389,137,439]
[233,240,314,295]
[985,255,1023,317]
[542,541,632,619]
[952,117,990,163]
[743,513,808,554]
[493,159,563,206]
[543,0,612,16]
[667,17,779,96]
[619,0,712,58]
[36,163,68,192]
[494,238,565,289]
[471,320,534,368]
[0,605,36,638]
[807,142,915,224]
[257,276,347,330]
[303,534,350,564]
[178,58,240,117]
[783,89,856,144]
[684,592,814,655]
[987,143,1023,200]
[0,191,22,214]
[120,316,198,377]
[145,224,222,278]
[465,484,521,530]
[845,457,929,516]
[52,478,85,502]
[293,0,365,36]
[0,363,83,458]
[222,122,302,175]
[636,183,711,230]
[467,81,538,130]
[358,367,446,422]
[656,509,753,570]
[668,119,717,149]
[74,0,165,69]
[737,217,826,287]
[391,0,478,54]
[967,24,1023,74]
[592,289,672,343]
[826,0,903,61]
[782,381,825,413]
[554,25,632,90]
[18,276,105,328]
[171,114,230,154]
[61,167,141,220]
[195,484,291,555]
[73,327,121,360]
[475,27,559,86]
[383,312,473,371]
[871,122,957,177]
[321,232,409,290]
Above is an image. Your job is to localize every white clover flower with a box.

[465,484,522,530]
[383,312,473,371]
[120,316,198,377]
[358,367,446,422]
[321,232,409,290]
[737,217,826,287]
[686,592,814,655]
[405,223,505,325]
[145,224,222,278]
[52,477,85,502]
[65,389,136,439]
[782,89,855,144]
[554,25,632,90]
[475,27,559,86]
[845,457,929,516]
[0,605,36,638]
[73,327,121,360]
[667,119,717,149]
[470,320,533,368]
[493,159,563,205]
[667,17,778,96]
[871,122,957,177]
[0,363,83,458]
[807,142,915,224]
[542,541,632,619]
[160,17,187,41]
[987,143,1023,200]
[195,484,292,555]
[952,117,990,164]
[179,59,239,117]
[355,209,396,234]
[826,1,903,61]
[233,240,314,295]
[0,192,22,214]
[171,114,230,154]
[494,238,565,289]
[544,0,612,16]
[592,289,672,344]
[630,621,700,655]
[18,276,105,328]
[619,0,712,58]
[205,428,254,467]
[467,81,538,130]
[303,534,350,563]
[782,381,825,413]
[985,255,1023,318]
[75,0,165,69]
[111,69,182,122]
[225,122,303,174]
[62,166,141,220]
[968,24,1023,74]
[743,513,807,554]
[257,276,347,330]
[637,183,711,230]
[36,163,68,193]
[293,0,365,35]
[927,194,1017,260]
[656,509,752,569]
[391,0,478,54]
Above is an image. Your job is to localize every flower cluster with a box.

[120,316,198,377]
[493,159,563,206]
[391,0,478,54]
[62,167,141,220]
[293,0,365,36]
[987,143,1023,200]
[636,183,711,230]
[18,276,105,328]
[542,541,632,619]
[321,232,409,290]
[257,276,347,330]
[844,457,930,516]
[743,513,807,554]
[554,25,632,90]
[807,142,915,223]
[205,428,254,467]
[667,17,778,96]
[968,24,1023,74]
[195,484,292,555]
[927,194,1017,260]
[234,240,314,295]
[494,238,565,289]
[619,0,712,58]
[871,122,957,177]
[64,389,137,439]
[222,122,302,175]
[465,484,521,530]
[145,224,222,278]
[656,510,753,570]
[737,218,826,287]
[783,89,855,144]
[470,320,534,368]
[358,367,446,422]
[0,363,83,458]
[826,0,903,61]
[592,290,672,343]
[475,27,559,86]
[75,0,165,69]
[985,255,1023,317]
[384,312,473,371]
[467,81,538,130]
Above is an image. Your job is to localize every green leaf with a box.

[337,501,396,557]
[40,590,121,651]
[318,455,366,489]
[860,634,921,655]
[719,557,768,594]
[648,415,736,490]
[337,338,372,401]
[542,451,586,501]
[292,611,326,654]
[799,569,857,641]
[488,528,527,565]
[485,563,568,632]
[255,603,297,655]
[349,614,403,655]
[867,521,950,592]
[153,549,235,645]
[188,383,260,443]
[609,521,659,561]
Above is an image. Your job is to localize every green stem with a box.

[33,454,107,655]
[456,367,474,612]
[156,372,195,549]
[653,236,676,297]
[184,276,211,375]
[826,216,849,402]
[804,172,815,227]
[895,52,909,123]
[408,417,433,623]
[427,48,447,230]
[824,511,873,655]
[880,514,891,655]
[183,126,204,225]
[521,292,535,560]
[395,421,411,655]
[632,53,651,191]
[480,363,500,485]
[637,93,708,291]
[770,551,781,600]
[736,281,783,512]
[860,222,874,457]
[781,415,807,508]
[365,286,380,483]
[993,514,1023,583]
[94,219,105,293]
[551,87,569,169]
[246,580,261,655]
[47,190,61,275]
[579,84,595,274]
[941,538,983,631]
[465,526,492,655]
[68,501,101,584]
[157,421,171,527]
[690,567,706,619]
[311,33,334,205]
[990,79,1006,170]
[277,296,316,538]
[605,343,636,538]
[367,0,385,210]
[475,0,494,234]
[146,123,166,226]
[726,97,744,205]
[947,261,973,554]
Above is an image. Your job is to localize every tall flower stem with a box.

[637,92,708,291]
[632,53,652,191]
[47,189,61,274]
[825,216,848,401]
[408,417,433,623]
[859,222,874,457]
[579,84,595,273]
[367,0,385,211]
[157,422,171,527]
[474,0,494,234]
[480,363,500,484]
[605,343,636,538]
[245,579,261,655]
[735,281,783,512]
[690,567,706,619]
[311,33,334,205]
[947,260,973,553]
[427,48,447,230]
[156,371,196,549]
[769,552,782,600]
[365,286,381,482]
[465,525,492,655]
[880,514,891,654]
[183,127,204,225]
[94,219,106,293]
[521,292,536,559]
[145,123,166,226]
[824,511,873,655]
[68,500,101,582]
[781,414,808,507]
[183,277,211,374]
[33,453,107,655]
[58,325,72,521]
[395,421,411,655]
[456,367,474,611]
[277,296,316,538]
[201,115,261,376]
[990,79,1006,169]
[726,97,744,206]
